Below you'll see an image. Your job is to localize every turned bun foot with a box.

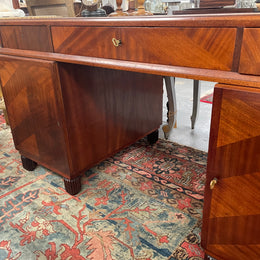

[64,176,82,195]
[147,129,159,145]
[21,155,38,171]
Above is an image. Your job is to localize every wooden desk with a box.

[0,14,259,259]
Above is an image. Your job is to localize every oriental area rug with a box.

[0,115,207,260]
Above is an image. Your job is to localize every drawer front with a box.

[239,28,260,76]
[0,25,53,52]
[119,27,236,71]
[52,26,236,71]
[52,26,120,60]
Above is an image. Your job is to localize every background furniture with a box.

[0,0,25,17]
[0,14,259,259]
[26,0,75,17]
[12,0,20,9]
[199,0,235,8]
[172,0,257,14]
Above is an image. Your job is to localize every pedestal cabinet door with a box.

[0,55,70,177]
[201,84,260,259]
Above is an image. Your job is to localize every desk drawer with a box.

[0,25,53,52]
[52,26,119,59]
[239,28,260,76]
[119,27,236,71]
[52,26,236,71]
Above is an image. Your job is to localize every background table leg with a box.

[191,80,201,129]
[162,76,177,139]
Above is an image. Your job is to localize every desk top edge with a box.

[1,13,260,27]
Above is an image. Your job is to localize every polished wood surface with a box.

[0,14,259,259]
[0,54,162,180]
[0,25,53,52]
[52,26,119,60]
[1,15,260,87]
[239,28,260,76]
[201,84,260,259]
[0,55,70,176]
[3,14,260,27]
[58,63,162,175]
[52,26,236,70]
[2,47,260,88]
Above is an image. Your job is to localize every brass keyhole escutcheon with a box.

[112,38,121,47]
[210,177,218,190]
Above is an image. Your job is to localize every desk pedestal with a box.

[0,55,163,194]
[202,84,260,259]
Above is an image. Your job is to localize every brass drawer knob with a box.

[210,178,218,190]
[112,38,121,47]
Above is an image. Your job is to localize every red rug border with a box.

[200,93,213,104]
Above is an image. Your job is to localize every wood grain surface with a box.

[2,14,260,28]
[52,26,236,71]
[0,15,260,257]
[0,25,53,52]
[0,55,70,177]
[239,28,260,76]
[202,84,260,260]
[0,54,163,179]
[1,48,260,88]
[58,63,162,174]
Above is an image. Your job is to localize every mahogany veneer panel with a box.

[0,55,70,176]
[208,215,260,244]
[121,28,236,71]
[0,25,53,52]
[58,63,162,174]
[208,135,260,178]
[206,245,260,260]
[210,172,260,217]
[208,86,260,178]
[52,27,236,71]
[52,26,119,60]
[0,54,162,179]
[202,84,260,259]
[239,28,260,76]
[217,86,260,147]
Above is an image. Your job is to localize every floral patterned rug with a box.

[0,115,207,260]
